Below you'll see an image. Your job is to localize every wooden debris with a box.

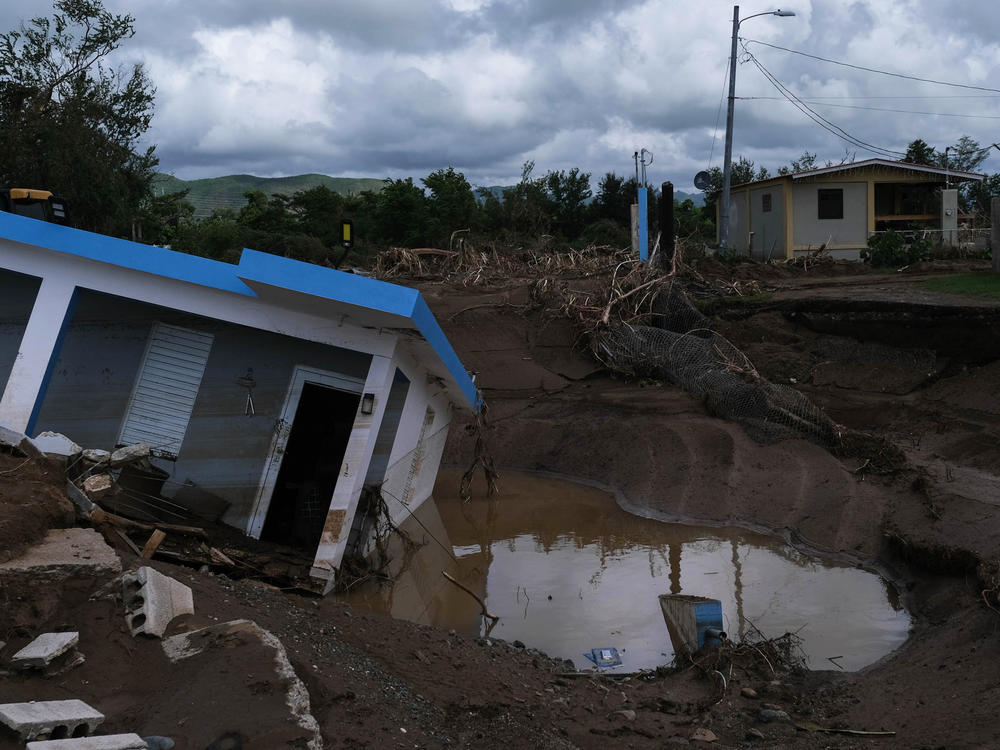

[141,529,167,559]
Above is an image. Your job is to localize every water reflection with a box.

[343,469,909,672]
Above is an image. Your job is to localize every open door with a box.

[247,366,363,548]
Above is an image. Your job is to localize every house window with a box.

[762,193,772,213]
[817,188,843,220]
[119,322,214,459]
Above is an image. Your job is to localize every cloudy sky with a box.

[3,0,999,191]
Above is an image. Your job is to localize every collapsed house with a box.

[0,211,479,588]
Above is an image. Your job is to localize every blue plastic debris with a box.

[584,647,622,668]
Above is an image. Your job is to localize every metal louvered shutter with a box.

[118,322,214,459]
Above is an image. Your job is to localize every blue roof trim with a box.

[235,248,420,318]
[412,295,482,411]
[0,213,481,410]
[0,212,252,295]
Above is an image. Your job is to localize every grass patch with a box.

[921,272,1000,300]
[694,291,773,314]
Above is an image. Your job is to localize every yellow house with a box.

[717,158,985,260]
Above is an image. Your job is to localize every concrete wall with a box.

[793,181,868,249]
[726,192,750,253]
[748,185,785,260]
[0,269,41,393]
[33,289,372,528]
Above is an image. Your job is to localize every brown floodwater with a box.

[343,469,910,672]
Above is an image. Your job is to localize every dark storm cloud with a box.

[3,0,998,187]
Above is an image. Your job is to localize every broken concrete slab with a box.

[0,699,104,741]
[109,444,150,468]
[65,481,96,519]
[81,449,111,466]
[122,567,193,638]
[11,632,79,669]
[26,734,149,750]
[0,421,26,450]
[162,619,322,750]
[30,432,83,461]
[0,528,122,581]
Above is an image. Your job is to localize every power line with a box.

[739,94,1000,101]
[739,98,1000,120]
[742,44,906,159]
[743,38,1000,94]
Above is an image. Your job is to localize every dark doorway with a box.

[260,382,360,552]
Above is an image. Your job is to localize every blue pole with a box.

[638,187,648,261]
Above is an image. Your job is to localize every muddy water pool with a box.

[344,470,909,672]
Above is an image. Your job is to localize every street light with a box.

[719,6,795,251]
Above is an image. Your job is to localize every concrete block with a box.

[110,444,150,468]
[30,432,83,461]
[122,567,193,638]
[11,632,79,669]
[82,474,114,502]
[27,734,148,749]
[0,528,122,581]
[0,699,104,741]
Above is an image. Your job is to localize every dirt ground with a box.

[3,255,1000,749]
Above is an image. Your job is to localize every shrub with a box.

[861,230,929,267]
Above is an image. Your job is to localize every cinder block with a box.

[27,733,148,749]
[0,699,104,741]
[11,632,79,669]
[122,567,194,638]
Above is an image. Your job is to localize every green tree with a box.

[777,151,816,175]
[544,167,592,239]
[422,167,478,246]
[903,138,936,165]
[0,0,161,236]
[374,177,431,246]
[703,157,767,214]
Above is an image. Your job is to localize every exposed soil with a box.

[3,256,1000,749]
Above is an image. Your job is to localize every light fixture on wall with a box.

[361,392,375,415]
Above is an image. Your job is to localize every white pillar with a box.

[311,352,398,586]
[0,276,77,433]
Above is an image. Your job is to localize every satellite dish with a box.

[694,171,712,190]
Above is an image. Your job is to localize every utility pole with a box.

[719,6,795,252]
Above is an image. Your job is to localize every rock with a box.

[30,431,83,461]
[82,474,114,501]
[758,708,791,724]
[762,701,783,711]
[664,737,690,745]
[689,727,718,743]
[142,736,176,749]
[613,709,636,721]
[82,448,111,465]
[741,687,758,699]
[110,443,150,468]
[746,727,765,740]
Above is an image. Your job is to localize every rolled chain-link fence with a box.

[592,283,839,445]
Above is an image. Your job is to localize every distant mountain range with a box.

[152,173,386,219]
[153,172,704,219]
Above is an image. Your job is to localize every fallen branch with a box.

[443,570,499,624]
